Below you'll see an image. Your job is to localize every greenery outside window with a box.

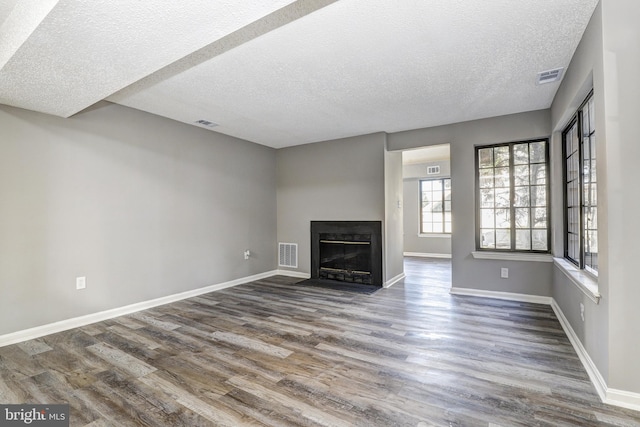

[563,91,597,274]
[476,140,550,252]
[420,178,451,234]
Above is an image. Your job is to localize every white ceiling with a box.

[403,144,450,165]
[0,0,599,148]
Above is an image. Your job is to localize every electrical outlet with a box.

[76,276,86,290]
[580,303,585,322]
[244,250,250,260]
[500,268,509,279]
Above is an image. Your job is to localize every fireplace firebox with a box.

[311,221,382,287]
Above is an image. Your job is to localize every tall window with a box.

[563,92,597,274]
[420,178,451,234]
[476,140,550,252]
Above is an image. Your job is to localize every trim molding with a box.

[275,269,311,279]
[449,288,640,411]
[606,388,640,412]
[0,270,279,348]
[551,300,640,411]
[403,252,452,259]
[553,258,600,304]
[471,251,553,263]
[417,234,451,239]
[550,299,607,401]
[384,272,405,288]
[5,269,640,411]
[450,287,552,305]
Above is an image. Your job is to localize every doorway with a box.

[402,144,452,257]
[401,144,452,288]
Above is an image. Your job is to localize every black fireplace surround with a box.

[311,221,383,287]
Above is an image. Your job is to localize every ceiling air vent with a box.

[536,68,564,85]
[194,119,218,128]
[426,165,440,175]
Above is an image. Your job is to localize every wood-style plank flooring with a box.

[1,257,640,426]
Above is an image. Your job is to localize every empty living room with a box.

[1,1,639,426]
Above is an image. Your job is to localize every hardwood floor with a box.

[1,257,639,426]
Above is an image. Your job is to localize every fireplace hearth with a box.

[311,221,382,287]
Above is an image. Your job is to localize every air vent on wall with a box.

[426,165,440,175]
[278,243,298,268]
[536,68,564,85]
[194,119,218,128]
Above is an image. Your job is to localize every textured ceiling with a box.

[1,0,599,148]
[403,145,450,165]
[0,0,300,117]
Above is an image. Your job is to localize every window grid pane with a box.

[582,103,598,272]
[421,178,452,234]
[564,121,581,265]
[476,141,549,252]
[562,91,598,273]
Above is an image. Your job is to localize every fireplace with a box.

[311,221,382,287]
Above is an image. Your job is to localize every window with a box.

[563,92,597,274]
[420,178,451,234]
[476,140,550,252]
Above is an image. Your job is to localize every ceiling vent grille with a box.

[278,243,298,268]
[536,68,564,85]
[194,119,218,128]
[426,165,440,175]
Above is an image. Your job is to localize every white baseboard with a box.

[384,272,405,288]
[606,388,640,412]
[0,270,279,348]
[275,269,311,279]
[450,287,552,305]
[404,252,452,259]
[5,269,639,412]
[449,288,640,411]
[550,300,640,412]
[550,299,608,402]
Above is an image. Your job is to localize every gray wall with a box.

[384,147,404,282]
[549,2,610,386]
[276,133,387,277]
[403,160,452,255]
[551,0,640,394]
[600,0,640,394]
[0,102,277,335]
[403,160,451,180]
[389,110,553,295]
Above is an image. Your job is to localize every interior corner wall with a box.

[0,102,277,336]
[388,110,552,296]
[384,145,404,283]
[549,1,611,387]
[276,133,386,276]
[599,0,640,394]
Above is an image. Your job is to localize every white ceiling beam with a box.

[0,0,59,70]
[0,0,310,118]
[108,0,339,105]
